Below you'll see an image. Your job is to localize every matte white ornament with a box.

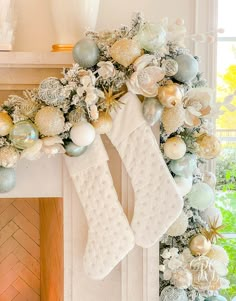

[167,211,189,236]
[49,0,100,45]
[70,121,96,146]
[174,176,192,196]
[201,206,223,226]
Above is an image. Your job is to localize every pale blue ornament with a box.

[169,153,197,177]
[65,142,88,157]
[143,98,163,126]
[205,296,227,301]
[136,23,166,52]
[9,120,39,150]
[173,54,199,82]
[73,38,100,68]
[0,167,16,193]
[187,182,214,211]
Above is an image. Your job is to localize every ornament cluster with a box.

[0,13,228,300]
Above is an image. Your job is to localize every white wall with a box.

[14,0,197,52]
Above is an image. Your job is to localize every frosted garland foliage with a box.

[0,13,228,299]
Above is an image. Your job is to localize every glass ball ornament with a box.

[136,22,166,52]
[187,182,214,211]
[73,38,100,68]
[0,166,16,193]
[160,286,188,301]
[189,234,212,256]
[158,84,183,108]
[110,38,142,67]
[205,296,227,301]
[196,134,221,159]
[173,54,199,83]
[169,153,197,177]
[0,112,13,136]
[142,97,163,126]
[9,120,39,150]
[0,146,19,168]
[65,142,88,157]
[161,59,178,76]
[70,121,96,147]
[91,112,113,134]
[167,211,189,237]
[174,176,192,197]
[35,106,65,136]
[164,136,186,160]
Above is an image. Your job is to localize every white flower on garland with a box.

[97,61,116,79]
[171,268,193,289]
[126,54,165,97]
[89,104,99,120]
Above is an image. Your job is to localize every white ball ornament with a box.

[206,245,229,266]
[167,211,189,237]
[187,182,214,211]
[173,54,199,83]
[203,171,217,189]
[174,176,192,196]
[70,121,96,147]
[164,137,186,160]
[201,206,223,227]
[35,106,65,136]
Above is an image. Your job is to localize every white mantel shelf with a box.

[0,51,73,68]
[0,52,74,97]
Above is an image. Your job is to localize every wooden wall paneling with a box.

[0,198,40,301]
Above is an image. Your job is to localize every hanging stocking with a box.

[64,136,135,279]
[107,92,183,248]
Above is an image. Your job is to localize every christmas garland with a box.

[0,14,229,300]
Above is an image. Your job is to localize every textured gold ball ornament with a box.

[164,137,186,160]
[35,106,65,136]
[162,105,185,134]
[10,120,39,150]
[0,146,19,168]
[189,234,212,256]
[0,112,13,136]
[110,38,142,67]
[161,59,179,76]
[158,84,183,108]
[91,112,113,134]
[196,134,221,159]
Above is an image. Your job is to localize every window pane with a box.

[218,0,236,37]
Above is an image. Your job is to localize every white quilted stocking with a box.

[64,136,135,279]
[107,92,183,248]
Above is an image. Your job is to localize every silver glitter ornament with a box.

[65,142,87,157]
[162,59,178,76]
[142,98,163,126]
[73,39,100,68]
[160,286,188,301]
[173,54,199,83]
[38,77,66,106]
[0,167,16,193]
[0,146,19,168]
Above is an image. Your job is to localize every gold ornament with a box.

[98,86,125,112]
[196,134,221,159]
[35,106,65,136]
[158,84,183,108]
[206,245,229,266]
[110,38,142,67]
[162,105,185,134]
[91,112,113,134]
[0,146,19,168]
[189,234,212,256]
[201,217,225,243]
[190,256,221,291]
[0,112,13,136]
[163,136,186,160]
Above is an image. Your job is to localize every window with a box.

[216,0,236,299]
